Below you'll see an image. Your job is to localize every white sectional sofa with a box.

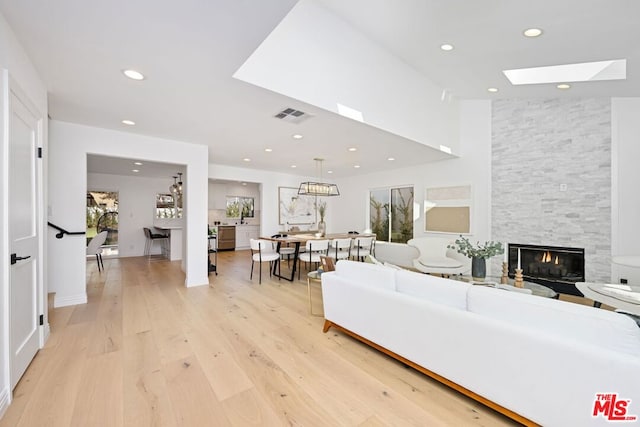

[321,260,640,426]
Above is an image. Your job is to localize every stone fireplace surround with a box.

[491,98,611,286]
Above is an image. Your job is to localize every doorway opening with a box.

[87,191,119,256]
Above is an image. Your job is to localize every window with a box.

[369,186,414,243]
[156,193,182,219]
[226,196,254,218]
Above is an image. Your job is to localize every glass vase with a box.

[317,220,326,237]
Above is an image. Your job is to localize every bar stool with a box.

[143,227,168,257]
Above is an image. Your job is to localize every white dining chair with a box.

[352,236,374,261]
[328,238,352,261]
[250,238,280,284]
[298,239,330,279]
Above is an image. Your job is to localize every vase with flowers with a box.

[317,200,327,237]
[448,236,504,281]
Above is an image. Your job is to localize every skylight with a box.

[337,103,364,122]
[503,59,626,85]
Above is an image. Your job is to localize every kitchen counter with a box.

[154,225,182,261]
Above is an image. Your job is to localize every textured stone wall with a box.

[491,98,611,282]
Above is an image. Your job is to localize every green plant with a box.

[448,236,503,259]
[317,200,327,222]
[391,188,413,243]
[370,196,389,241]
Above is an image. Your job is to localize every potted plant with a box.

[448,236,504,281]
[317,200,327,236]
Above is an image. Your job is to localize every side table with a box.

[307,271,323,316]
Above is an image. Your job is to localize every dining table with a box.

[260,232,375,281]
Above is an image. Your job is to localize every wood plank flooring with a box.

[2,251,527,426]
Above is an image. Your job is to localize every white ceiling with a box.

[87,154,184,179]
[2,0,639,178]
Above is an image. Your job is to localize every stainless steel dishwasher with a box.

[217,225,236,251]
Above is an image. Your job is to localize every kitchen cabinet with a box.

[235,225,259,249]
[217,225,236,251]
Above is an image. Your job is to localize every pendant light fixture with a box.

[169,172,183,196]
[298,158,340,197]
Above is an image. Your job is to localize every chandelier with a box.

[298,158,340,197]
[170,172,183,196]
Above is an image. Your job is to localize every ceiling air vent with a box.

[274,107,310,124]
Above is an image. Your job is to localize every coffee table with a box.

[575,282,640,316]
[452,275,558,298]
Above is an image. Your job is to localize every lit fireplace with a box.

[508,243,585,296]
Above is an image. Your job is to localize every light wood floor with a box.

[1,251,530,426]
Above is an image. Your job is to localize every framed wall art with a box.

[278,186,317,225]
[424,185,471,234]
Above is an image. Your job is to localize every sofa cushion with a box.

[467,286,640,356]
[334,260,397,291]
[395,269,471,310]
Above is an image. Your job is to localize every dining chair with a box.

[272,233,296,266]
[328,238,352,261]
[86,231,108,272]
[250,239,281,284]
[352,236,374,261]
[298,239,330,279]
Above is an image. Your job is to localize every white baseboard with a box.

[54,292,87,308]
[0,386,10,420]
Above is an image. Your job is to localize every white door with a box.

[9,86,41,389]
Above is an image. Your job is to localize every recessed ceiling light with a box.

[290,165,297,168]
[264,148,273,152]
[241,182,247,186]
[134,161,142,166]
[388,157,395,161]
[327,170,333,174]
[440,44,454,51]
[243,158,251,162]
[557,83,571,90]
[132,169,139,173]
[122,69,145,80]
[122,119,136,126]
[354,165,360,169]
[292,134,303,140]
[523,28,543,38]
[487,87,499,93]
[348,147,357,152]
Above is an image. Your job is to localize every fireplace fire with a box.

[508,243,585,296]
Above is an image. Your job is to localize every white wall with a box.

[234,0,459,153]
[49,121,209,308]
[0,11,48,417]
[612,98,640,284]
[87,173,182,257]
[330,100,492,253]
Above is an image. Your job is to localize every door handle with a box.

[10,253,31,265]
